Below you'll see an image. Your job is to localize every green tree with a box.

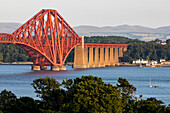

[32,77,65,112]
[61,75,123,113]
[0,53,3,62]
[32,76,123,113]
[0,89,17,112]
[13,97,40,113]
[17,54,29,62]
[117,77,138,113]
[3,52,10,62]
[136,97,166,113]
[0,89,40,113]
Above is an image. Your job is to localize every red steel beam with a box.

[84,43,129,48]
[0,9,82,66]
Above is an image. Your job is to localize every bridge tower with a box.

[0,9,82,71]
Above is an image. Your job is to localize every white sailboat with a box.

[149,76,152,88]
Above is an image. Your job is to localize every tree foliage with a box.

[32,77,65,112]
[0,44,30,62]
[0,90,39,113]
[0,76,169,113]
[61,76,122,113]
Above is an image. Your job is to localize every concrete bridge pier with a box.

[32,65,41,71]
[99,48,105,67]
[73,36,87,69]
[119,48,123,57]
[59,66,66,70]
[114,48,119,66]
[51,66,60,71]
[40,66,47,70]
[105,48,110,66]
[84,47,89,68]
[73,45,87,68]
[94,47,100,67]
[110,48,115,66]
[89,47,95,68]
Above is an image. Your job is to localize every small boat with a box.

[149,77,152,88]
[154,86,159,88]
[149,84,152,88]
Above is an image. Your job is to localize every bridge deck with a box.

[84,43,128,48]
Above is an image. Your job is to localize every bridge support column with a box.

[73,36,86,69]
[32,65,41,71]
[84,47,89,68]
[73,45,86,68]
[110,48,115,66]
[59,66,66,70]
[123,48,127,52]
[115,48,119,65]
[89,47,95,68]
[51,66,60,71]
[99,48,105,67]
[94,47,100,67]
[119,48,123,57]
[40,66,47,70]
[105,48,110,66]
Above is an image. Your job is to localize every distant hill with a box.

[73,25,170,35]
[73,25,114,35]
[73,25,170,41]
[0,23,22,33]
[154,26,170,34]
[102,25,155,33]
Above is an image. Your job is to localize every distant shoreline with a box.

[115,63,170,67]
[0,62,169,67]
[0,62,33,65]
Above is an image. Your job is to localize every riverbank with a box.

[119,63,138,66]
[119,63,170,67]
[147,64,170,67]
[140,63,170,68]
[0,62,33,65]
[0,62,170,67]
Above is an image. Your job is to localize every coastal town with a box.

[132,59,170,67]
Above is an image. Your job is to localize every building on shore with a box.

[133,59,148,64]
[149,60,158,65]
[160,59,166,64]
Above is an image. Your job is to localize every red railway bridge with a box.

[0,9,128,71]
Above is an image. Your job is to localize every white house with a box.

[133,59,148,64]
[160,59,166,64]
[150,60,158,65]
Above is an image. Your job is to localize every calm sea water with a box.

[0,65,170,105]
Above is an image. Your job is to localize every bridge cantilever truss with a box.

[0,9,82,66]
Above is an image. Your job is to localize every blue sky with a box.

[0,0,170,28]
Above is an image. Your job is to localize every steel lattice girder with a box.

[0,9,82,66]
